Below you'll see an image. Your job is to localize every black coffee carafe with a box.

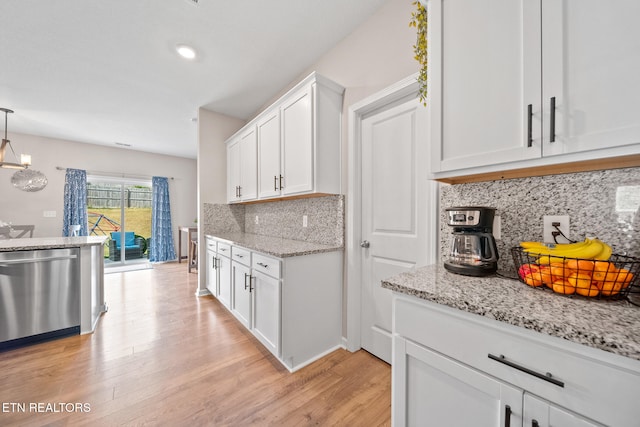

[444,207,499,277]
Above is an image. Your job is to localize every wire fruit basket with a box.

[511,247,640,300]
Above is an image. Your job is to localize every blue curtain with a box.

[149,176,176,262]
[62,168,88,237]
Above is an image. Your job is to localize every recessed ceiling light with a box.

[176,44,197,60]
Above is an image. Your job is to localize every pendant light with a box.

[0,108,31,170]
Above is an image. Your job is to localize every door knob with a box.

[360,240,370,248]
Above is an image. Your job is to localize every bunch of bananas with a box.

[520,238,612,263]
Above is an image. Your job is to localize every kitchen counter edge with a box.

[205,233,343,258]
[382,264,640,361]
[0,236,108,252]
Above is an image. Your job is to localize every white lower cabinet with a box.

[392,295,640,427]
[206,236,342,372]
[205,238,217,295]
[231,261,252,328]
[524,394,602,427]
[394,337,522,427]
[216,244,232,309]
[252,266,280,357]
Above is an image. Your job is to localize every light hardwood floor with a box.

[0,262,391,426]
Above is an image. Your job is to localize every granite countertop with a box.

[0,236,108,252]
[382,264,640,361]
[205,232,343,258]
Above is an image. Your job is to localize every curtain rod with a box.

[55,166,174,180]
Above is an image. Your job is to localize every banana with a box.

[593,241,612,260]
[523,238,591,256]
[523,238,612,261]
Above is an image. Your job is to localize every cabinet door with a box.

[252,270,280,357]
[524,393,603,427]
[227,140,241,203]
[231,262,252,328]
[239,127,257,201]
[542,0,640,156]
[393,337,523,427]
[206,250,217,295]
[257,109,281,199]
[217,255,231,309]
[281,85,313,196]
[430,0,542,173]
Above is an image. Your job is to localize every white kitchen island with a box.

[0,236,107,348]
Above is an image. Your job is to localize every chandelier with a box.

[0,108,31,169]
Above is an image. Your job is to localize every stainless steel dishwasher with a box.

[0,248,80,349]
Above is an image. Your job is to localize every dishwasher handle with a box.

[0,254,78,266]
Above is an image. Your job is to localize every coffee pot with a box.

[444,207,499,277]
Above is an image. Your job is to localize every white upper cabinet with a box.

[430,0,542,173]
[281,85,314,196]
[541,0,640,157]
[227,72,344,203]
[257,109,281,199]
[227,126,257,203]
[431,0,640,178]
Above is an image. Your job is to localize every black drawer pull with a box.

[549,96,556,143]
[488,354,564,388]
[505,405,511,427]
[526,104,533,147]
[532,420,539,427]
[257,262,269,268]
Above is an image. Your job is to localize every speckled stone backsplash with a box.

[203,195,344,247]
[440,167,640,275]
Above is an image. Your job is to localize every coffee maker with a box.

[444,207,499,277]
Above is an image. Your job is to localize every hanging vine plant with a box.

[410,1,428,106]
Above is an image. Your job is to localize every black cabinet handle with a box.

[257,262,268,268]
[532,420,539,427]
[527,104,533,147]
[212,256,217,270]
[279,174,284,190]
[488,354,564,388]
[274,175,278,191]
[244,272,249,290]
[550,96,556,143]
[249,275,254,292]
[505,405,511,427]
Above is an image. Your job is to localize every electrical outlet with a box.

[254,215,259,225]
[302,215,308,228]
[543,215,570,244]
[43,210,56,218]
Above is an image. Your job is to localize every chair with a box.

[188,237,198,273]
[109,231,146,261]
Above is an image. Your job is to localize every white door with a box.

[252,270,280,357]
[257,109,281,199]
[231,262,252,328]
[430,0,542,172]
[524,393,602,427]
[541,0,640,156]
[227,140,241,203]
[281,86,313,196]
[360,94,433,363]
[394,337,523,427]
[239,127,257,201]
[217,254,231,309]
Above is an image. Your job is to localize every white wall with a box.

[195,108,245,292]
[0,131,197,253]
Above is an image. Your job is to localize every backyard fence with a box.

[87,184,152,208]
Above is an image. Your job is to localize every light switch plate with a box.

[302,215,308,227]
[43,210,57,218]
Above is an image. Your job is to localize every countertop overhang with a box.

[205,232,343,258]
[0,236,108,252]
[382,264,640,361]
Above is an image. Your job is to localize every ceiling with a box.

[0,0,388,159]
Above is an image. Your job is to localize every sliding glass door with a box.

[86,177,152,268]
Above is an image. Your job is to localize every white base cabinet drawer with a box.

[393,295,640,427]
